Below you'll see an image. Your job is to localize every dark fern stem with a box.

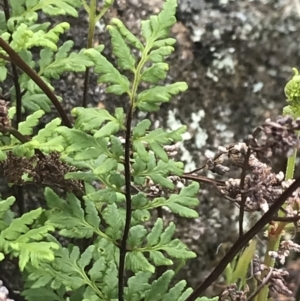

[0,38,72,128]
[185,175,300,301]
[82,67,90,108]
[156,207,165,278]
[3,0,25,215]
[118,103,133,301]
[82,0,96,108]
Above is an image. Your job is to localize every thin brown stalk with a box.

[3,0,24,214]
[0,37,72,128]
[184,175,300,301]
[118,104,133,301]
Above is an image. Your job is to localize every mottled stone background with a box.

[3,0,300,298]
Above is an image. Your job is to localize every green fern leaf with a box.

[148,46,174,63]
[125,272,151,301]
[133,122,185,162]
[132,154,183,188]
[177,288,195,301]
[20,75,55,94]
[148,142,168,162]
[0,197,15,219]
[127,225,148,248]
[45,188,101,239]
[31,136,66,153]
[107,24,136,71]
[72,107,116,131]
[151,174,174,189]
[133,140,149,162]
[141,20,152,42]
[132,209,150,223]
[0,65,8,81]
[0,11,6,32]
[111,136,124,159]
[146,218,163,246]
[0,208,58,270]
[15,225,55,243]
[126,252,155,273]
[0,197,15,231]
[84,48,130,95]
[22,286,67,301]
[141,0,177,42]
[133,119,151,138]
[40,0,81,17]
[22,92,60,112]
[18,109,45,135]
[58,128,97,152]
[161,239,196,259]
[132,192,148,209]
[143,126,186,144]
[86,188,125,205]
[78,245,95,270]
[144,271,174,301]
[51,245,96,289]
[94,121,120,138]
[17,241,58,271]
[141,182,199,218]
[94,157,118,175]
[33,118,62,143]
[10,0,81,22]
[39,41,94,80]
[137,82,188,110]
[85,200,101,230]
[10,23,70,52]
[141,63,168,84]
[102,203,124,241]
[55,127,110,160]
[125,219,195,271]
[110,18,144,51]
[155,0,177,36]
[1,208,43,241]
[88,257,106,281]
[149,250,173,266]
[102,263,118,299]
[162,280,187,301]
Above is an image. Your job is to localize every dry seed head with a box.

[0,100,10,128]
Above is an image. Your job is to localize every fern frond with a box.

[0,197,15,232]
[39,41,94,80]
[10,23,70,52]
[8,0,81,29]
[24,243,118,299]
[22,92,60,112]
[44,188,107,240]
[125,219,195,273]
[125,270,197,301]
[140,182,200,218]
[141,0,177,42]
[132,152,183,189]
[0,208,58,270]
[137,83,188,112]
[84,48,131,95]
